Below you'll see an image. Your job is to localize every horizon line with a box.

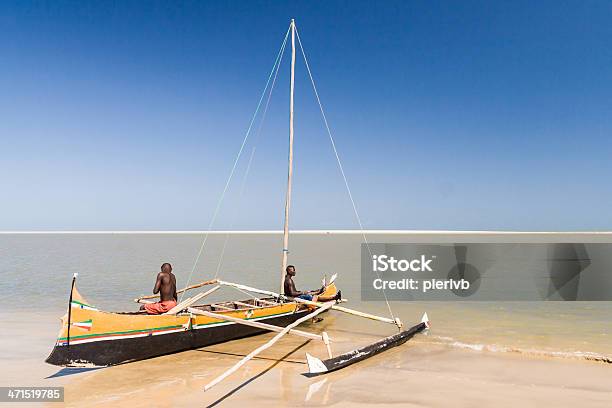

[1,230,612,235]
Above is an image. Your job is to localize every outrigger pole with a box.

[135,278,218,303]
[165,285,221,315]
[280,18,296,294]
[204,301,334,391]
[187,307,333,355]
[217,279,401,327]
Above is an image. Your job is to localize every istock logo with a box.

[372,255,434,272]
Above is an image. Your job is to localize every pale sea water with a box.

[1,232,610,363]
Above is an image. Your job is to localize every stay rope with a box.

[213,24,289,279]
[294,25,397,321]
[212,147,254,279]
[180,25,291,302]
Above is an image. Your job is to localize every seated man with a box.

[140,263,178,314]
[283,265,341,302]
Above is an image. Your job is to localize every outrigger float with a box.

[46,19,430,390]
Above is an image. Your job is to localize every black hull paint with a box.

[46,309,311,367]
[310,321,427,375]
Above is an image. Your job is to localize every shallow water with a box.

[1,232,610,362]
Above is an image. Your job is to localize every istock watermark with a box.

[361,243,612,301]
[372,254,434,272]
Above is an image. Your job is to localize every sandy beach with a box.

[1,310,611,407]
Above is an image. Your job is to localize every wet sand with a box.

[2,311,611,407]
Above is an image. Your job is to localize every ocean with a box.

[1,232,611,364]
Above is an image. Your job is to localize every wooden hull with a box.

[305,321,427,375]
[45,284,315,367]
[46,308,311,366]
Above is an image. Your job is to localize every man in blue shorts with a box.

[283,265,340,302]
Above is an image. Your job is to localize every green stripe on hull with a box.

[58,310,297,341]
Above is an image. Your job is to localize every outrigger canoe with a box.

[48,19,432,389]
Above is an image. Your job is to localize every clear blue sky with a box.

[1,1,611,231]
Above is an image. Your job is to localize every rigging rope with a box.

[214,31,288,279]
[180,25,291,302]
[213,146,254,278]
[294,25,397,321]
[213,147,253,278]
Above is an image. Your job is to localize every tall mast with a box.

[280,19,296,294]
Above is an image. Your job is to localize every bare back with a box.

[154,272,177,302]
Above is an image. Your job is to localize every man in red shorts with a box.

[140,263,178,314]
